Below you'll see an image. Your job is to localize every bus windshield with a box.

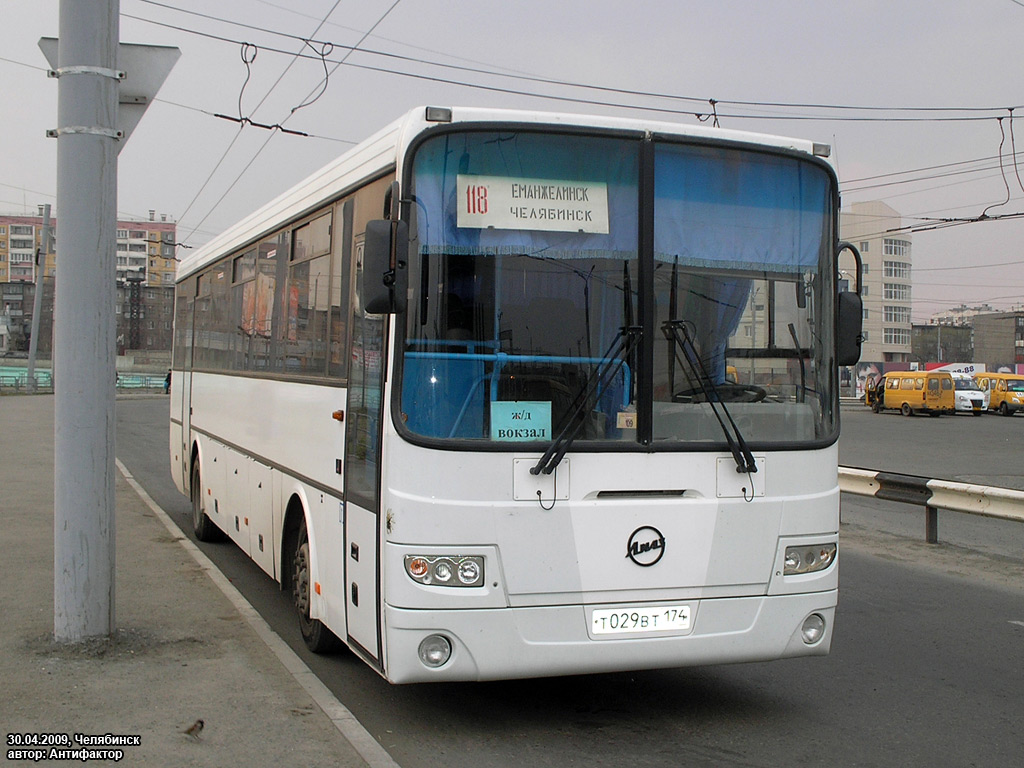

[400,130,836,449]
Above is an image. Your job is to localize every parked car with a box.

[951,372,987,415]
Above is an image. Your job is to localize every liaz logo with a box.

[626,526,666,567]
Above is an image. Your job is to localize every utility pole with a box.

[44,2,178,644]
[26,203,53,394]
[52,0,121,642]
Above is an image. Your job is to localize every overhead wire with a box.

[178,0,348,245]
[981,116,1012,218]
[245,0,544,81]
[180,0,402,246]
[8,6,1022,247]
[841,152,1024,192]
[123,6,1023,124]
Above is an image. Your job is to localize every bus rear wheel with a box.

[901,403,913,417]
[292,522,342,653]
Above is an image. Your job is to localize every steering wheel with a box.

[672,383,767,403]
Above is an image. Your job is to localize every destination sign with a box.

[457,174,609,234]
[490,400,552,442]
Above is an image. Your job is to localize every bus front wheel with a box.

[292,522,342,654]
[901,403,913,417]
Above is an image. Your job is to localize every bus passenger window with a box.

[329,199,353,379]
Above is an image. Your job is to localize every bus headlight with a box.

[784,543,837,575]
[457,559,481,584]
[405,555,484,587]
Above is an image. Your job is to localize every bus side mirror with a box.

[837,291,863,366]
[363,218,408,315]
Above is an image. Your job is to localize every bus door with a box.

[343,237,385,667]
[176,284,196,487]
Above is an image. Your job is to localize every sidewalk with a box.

[0,395,372,767]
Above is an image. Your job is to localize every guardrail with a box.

[839,466,1024,543]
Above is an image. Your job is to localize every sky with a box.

[2,0,1024,322]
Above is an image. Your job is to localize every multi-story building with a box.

[115,281,174,354]
[115,212,178,286]
[972,310,1024,368]
[0,280,54,355]
[0,210,177,354]
[911,323,973,364]
[0,211,56,283]
[931,303,997,327]
[839,201,914,363]
[0,210,177,287]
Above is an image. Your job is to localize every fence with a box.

[0,369,166,394]
[839,466,1024,543]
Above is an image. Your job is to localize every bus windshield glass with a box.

[400,129,837,449]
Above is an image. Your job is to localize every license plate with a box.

[591,605,691,635]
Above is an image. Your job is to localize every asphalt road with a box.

[839,402,1024,489]
[117,397,1024,768]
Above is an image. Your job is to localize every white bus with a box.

[170,106,862,683]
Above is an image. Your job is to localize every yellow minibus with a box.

[869,370,955,416]
[973,372,1024,416]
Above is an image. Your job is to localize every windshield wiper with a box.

[662,319,757,475]
[531,326,642,476]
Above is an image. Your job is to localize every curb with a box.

[116,458,400,768]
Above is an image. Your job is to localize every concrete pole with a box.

[26,203,52,394]
[53,0,120,642]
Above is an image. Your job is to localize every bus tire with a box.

[190,463,223,542]
[999,401,1012,417]
[901,403,913,417]
[292,521,342,654]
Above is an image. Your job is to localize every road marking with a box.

[1010,621,1024,628]
[117,458,401,768]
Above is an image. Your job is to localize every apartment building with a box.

[0,213,55,283]
[839,201,913,362]
[0,209,177,287]
[0,210,177,353]
[115,213,178,286]
[972,310,1024,368]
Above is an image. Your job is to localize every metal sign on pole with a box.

[40,1,178,644]
[39,37,180,153]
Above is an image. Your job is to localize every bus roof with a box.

[176,105,830,281]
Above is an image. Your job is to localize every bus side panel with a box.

[308,485,348,645]
[346,501,381,663]
[225,447,251,556]
[249,459,274,577]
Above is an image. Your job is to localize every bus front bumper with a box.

[381,591,836,683]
